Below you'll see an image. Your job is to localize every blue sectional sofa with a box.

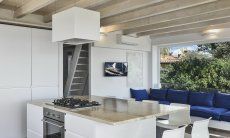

[130,88,230,131]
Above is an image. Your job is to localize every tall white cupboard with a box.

[0,24,62,138]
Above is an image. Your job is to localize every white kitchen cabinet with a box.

[27,103,43,137]
[27,129,43,138]
[0,24,31,88]
[32,87,59,100]
[65,113,156,138]
[0,88,31,138]
[65,131,85,138]
[32,29,59,87]
[65,114,95,138]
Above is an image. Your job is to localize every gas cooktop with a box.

[52,98,100,109]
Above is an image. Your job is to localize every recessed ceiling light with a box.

[205,29,222,34]
[100,27,106,33]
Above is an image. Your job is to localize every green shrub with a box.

[161,57,230,93]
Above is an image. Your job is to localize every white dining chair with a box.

[162,126,187,138]
[157,103,191,129]
[142,100,159,104]
[185,118,211,138]
[127,98,136,101]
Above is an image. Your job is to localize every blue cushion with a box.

[149,89,168,101]
[215,92,230,109]
[159,100,170,105]
[191,106,228,120]
[220,111,230,122]
[167,89,189,104]
[130,88,149,101]
[189,92,214,107]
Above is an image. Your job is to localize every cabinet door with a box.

[0,24,31,88]
[65,131,85,138]
[31,87,59,100]
[65,114,94,138]
[0,88,31,138]
[32,29,59,87]
[27,129,43,138]
[27,103,43,135]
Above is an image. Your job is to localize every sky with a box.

[169,45,198,56]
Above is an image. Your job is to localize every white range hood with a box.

[52,7,100,44]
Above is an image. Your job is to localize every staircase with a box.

[64,44,89,97]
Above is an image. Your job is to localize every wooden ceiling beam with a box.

[43,0,112,23]
[124,8,230,35]
[0,8,51,29]
[101,0,217,26]
[101,0,230,33]
[137,17,230,37]
[14,0,56,18]
[150,23,230,38]
[98,0,166,18]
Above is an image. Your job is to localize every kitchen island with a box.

[27,96,186,138]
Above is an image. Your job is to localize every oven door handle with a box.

[42,119,64,128]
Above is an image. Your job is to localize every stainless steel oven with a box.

[43,108,65,138]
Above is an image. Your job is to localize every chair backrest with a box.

[127,98,136,101]
[169,103,191,125]
[191,118,211,138]
[162,126,186,138]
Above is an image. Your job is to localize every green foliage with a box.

[197,42,230,59]
[161,57,230,92]
[160,48,170,57]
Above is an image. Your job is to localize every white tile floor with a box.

[186,127,230,138]
[209,128,230,138]
[157,126,230,138]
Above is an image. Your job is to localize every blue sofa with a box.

[130,88,230,131]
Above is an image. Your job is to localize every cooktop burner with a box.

[52,98,100,109]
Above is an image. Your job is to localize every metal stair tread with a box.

[72,83,84,85]
[75,70,87,72]
[73,76,84,79]
[81,50,88,52]
[70,89,83,92]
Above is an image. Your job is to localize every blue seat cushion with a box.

[189,92,214,107]
[149,89,168,101]
[130,88,149,101]
[191,106,228,120]
[220,111,230,122]
[167,89,189,104]
[215,92,230,109]
[159,100,170,105]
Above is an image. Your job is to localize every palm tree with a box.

[161,48,170,57]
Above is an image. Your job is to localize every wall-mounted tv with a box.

[104,62,128,77]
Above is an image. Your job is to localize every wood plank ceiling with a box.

[0,0,230,38]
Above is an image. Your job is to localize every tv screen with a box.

[104,62,128,77]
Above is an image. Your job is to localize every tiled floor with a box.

[209,128,230,138]
[186,127,230,138]
[157,126,230,138]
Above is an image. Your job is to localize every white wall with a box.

[0,24,62,138]
[95,31,152,52]
[91,32,152,99]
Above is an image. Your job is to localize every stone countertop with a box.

[28,96,186,125]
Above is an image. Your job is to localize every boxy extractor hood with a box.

[52,7,100,45]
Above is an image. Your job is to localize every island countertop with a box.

[29,96,186,125]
